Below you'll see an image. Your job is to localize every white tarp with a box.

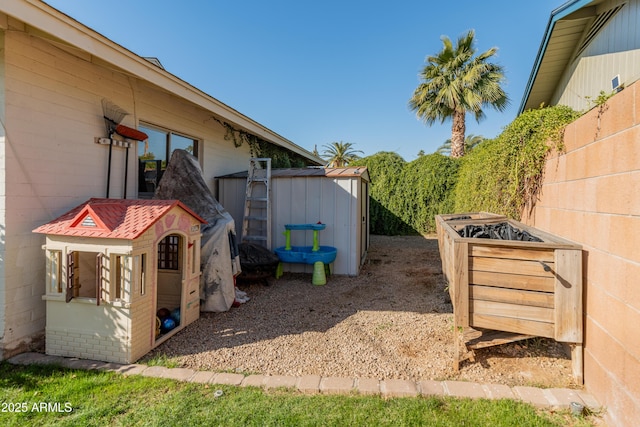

[155,149,240,312]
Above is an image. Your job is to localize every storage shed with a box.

[33,198,205,364]
[217,167,370,276]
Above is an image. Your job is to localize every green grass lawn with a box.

[0,362,598,426]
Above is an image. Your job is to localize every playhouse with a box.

[33,198,205,364]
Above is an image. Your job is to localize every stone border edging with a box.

[7,352,601,410]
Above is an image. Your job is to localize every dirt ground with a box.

[146,234,579,389]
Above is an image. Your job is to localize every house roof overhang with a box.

[518,0,601,113]
[1,0,323,165]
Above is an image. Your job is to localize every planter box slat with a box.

[470,256,555,277]
[469,245,554,262]
[470,314,555,338]
[436,213,583,383]
[469,271,555,292]
[470,285,554,308]
[471,299,555,323]
[464,328,533,350]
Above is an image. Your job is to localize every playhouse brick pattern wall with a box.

[523,81,640,427]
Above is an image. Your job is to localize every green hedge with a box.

[352,152,410,235]
[396,153,459,233]
[353,152,458,235]
[353,105,579,235]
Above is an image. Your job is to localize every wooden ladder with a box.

[241,158,271,249]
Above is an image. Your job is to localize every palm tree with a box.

[321,141,363,167]
[409,30,508,158]
[436,134,485,156]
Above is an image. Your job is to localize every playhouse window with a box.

[191,241,197,275]
[69,251,100,300]
[110,254,130,302]
[133,254,147,296]
[158,235,180,270]
[47,250,62,293]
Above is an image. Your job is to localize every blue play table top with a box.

[284,223,326,231]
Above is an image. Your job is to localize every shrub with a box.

[396,153,459,233]
[352,152,410,235]
[353,152,459,234]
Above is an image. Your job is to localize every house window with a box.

[47,250,62,293]
[158,235,180,270]
[138,124,198,194]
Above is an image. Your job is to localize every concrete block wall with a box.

[523,80,640,427]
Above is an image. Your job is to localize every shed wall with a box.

[522,80,640,427]
[218,175,368,276]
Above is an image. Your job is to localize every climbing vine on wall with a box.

[210,117,310,168]
[353,105,579,236]
[453,105,579,219]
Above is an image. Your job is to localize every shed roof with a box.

[218,167,370,182]
[33,198,206,240]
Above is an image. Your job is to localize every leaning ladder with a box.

[241,158,272,249]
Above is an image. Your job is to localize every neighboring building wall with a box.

[0,29,7,360]
[0,23,250,359]
[554,0,640,112]
[523,80,640,427]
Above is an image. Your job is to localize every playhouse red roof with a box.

[33,198,206,240]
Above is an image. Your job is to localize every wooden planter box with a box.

[435,213,583,383]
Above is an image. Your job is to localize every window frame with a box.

[158,235,181,271]
[133,253,147,296]
[110,254,131,303]
[137,123,200,196]
[47,249,63,294]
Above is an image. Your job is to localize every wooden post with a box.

[571,344,584,385]
[452,240,469,370]
[554,249,583,343]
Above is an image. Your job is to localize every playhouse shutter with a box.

[66,251,75,303]
[95,253,104,306]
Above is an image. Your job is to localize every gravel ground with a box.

[143,235,577,388]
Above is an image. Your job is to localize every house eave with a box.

[1,0,322,165]
[518,0,599,114]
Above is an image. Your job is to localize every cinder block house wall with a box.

[0,16,255,359]
[522,80,640,427]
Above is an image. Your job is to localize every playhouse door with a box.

[155,233,184,339]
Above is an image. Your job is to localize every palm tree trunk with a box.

[450,110,466,158]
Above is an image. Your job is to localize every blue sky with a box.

[46,0,560,161]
